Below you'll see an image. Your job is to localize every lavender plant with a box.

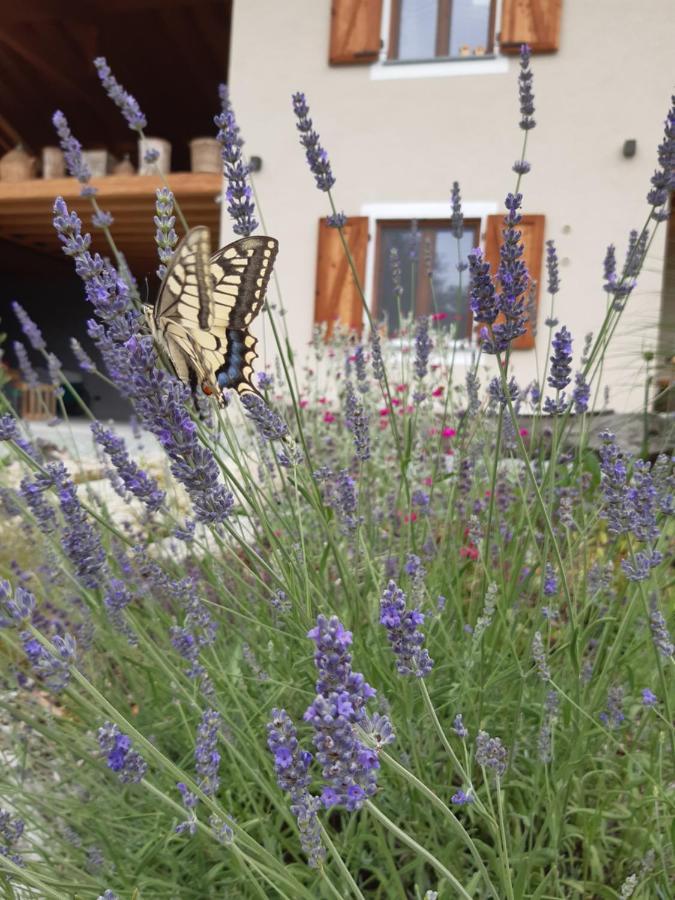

[0,53,672,900]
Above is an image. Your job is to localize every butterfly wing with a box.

[205,235,279,396]
[154,226,213,332]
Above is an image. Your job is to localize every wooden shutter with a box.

[329,0,383,65]
[499,0,562,53]
[314,216,368,337]
[483,213,545,350]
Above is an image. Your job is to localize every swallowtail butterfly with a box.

[144,226,278,403]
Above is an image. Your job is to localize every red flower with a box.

[432,386,444,397]
[423,476,433,486]
[318,396,327,405]
[442,427,456,438]
[403,512,418,523]
[460,544,479,560]
[299,399,308,409]
[519,428,529,437]
[395,384,407,393]
[432,312,448,321]
[323,411,336,423]
[379,407,389,417]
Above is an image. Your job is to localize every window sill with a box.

[370,54,509,81]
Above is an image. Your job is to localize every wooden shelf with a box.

[0,172,222,271]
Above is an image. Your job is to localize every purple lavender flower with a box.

[475,730,508,776]
[0,580,36,623]
[0,808,25,867]
[327,211,347,228]
[370,329,385,382]
[450,181,464,238]
[267,708,325,867]
[518,45,535,130]
[491,193,530,351]
[98,722,147,783]
[488,375,519,408]
[545,240,560,295]
[353,344,368,390]
[0,415,39,462]
[344,382,370,461]
[414,316,432,381]
[572,371,590,413]
[303,615,388,811]
[599,685,625,730]
[175,783,199,836]
[451,790,474,806]
[97,892,118,900]
[214,107,258,236]
[292,92,335,192]
[379,580,433,677]
[47,462,107,589]
[241,393,288,441]
[547,326,573,391]
[603,244,617,293]
[532,631,550,681]
[12,301,45,351]
[256,371,274,391]
[154,187,177,279]
[641,688,658,707]
[70,337,96,373]
[19,472,56,534]
[195,709,221,796]
[93,57,147,132]
[647,96,674,214]
[543,563,557,597]
[21,630,75,692]
[91,422,165,513]
[13,341,38,388]
[512,160,531,175]
[453,714,468,738]
[167,576,218,692]
[649,600,674,659]
[330,469,359,533]
[468,248,498,326]
[92,209,113,229]
[52,110,94,193]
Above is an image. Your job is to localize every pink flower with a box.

[442,427,456,438]
[323,412,336,423]
[519,428,529,437]
[395,384,407,393]
[423,476,433,486]
[379,408,389,417]
[432,386,444,397]
[299,399,308,409]
[432,312,448,321]
[391,397,401,407]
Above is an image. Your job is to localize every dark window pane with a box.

[397,0,438,60]
[377,222,477,339]
[448,0,491,57]
[430,229,475,339]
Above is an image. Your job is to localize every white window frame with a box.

[371,0,510,81]
[361,200,498,365]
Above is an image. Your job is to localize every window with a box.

[374,219,480,339]
[388,0,496,62]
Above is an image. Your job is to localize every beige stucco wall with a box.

[226,0,673,412]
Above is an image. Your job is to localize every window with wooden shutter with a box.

[499,0,562,53]
[314,217,369,337]
[482,213,545,350]
[329,0,383,65]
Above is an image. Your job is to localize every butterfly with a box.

[144,226,279,403]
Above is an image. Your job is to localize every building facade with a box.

[225,0,673,412]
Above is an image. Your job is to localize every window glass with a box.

[397,0,438,60]
[376,222,477,339]
[448,0,492,57]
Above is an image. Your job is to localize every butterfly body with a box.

[145,227,278,403]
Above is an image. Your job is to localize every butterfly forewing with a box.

[155,226,213,331]
[210,236,278,331]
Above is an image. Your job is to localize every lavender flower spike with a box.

[304,615,388,811]
[475,730,508,776]
[93,57,147,132]
[52,110,95,195]
[450,181,464,238]
[267,708,325,868]
[547,326,573,391]
[12,301,46,351]
[518,44,536,130]
[292,92,336,192]
[379,580,434,677]
[98,722,148,783]
[91,422,165,513]
[214,106,258,237]
[154,187,177,279]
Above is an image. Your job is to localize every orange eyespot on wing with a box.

[201,383,214,396]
